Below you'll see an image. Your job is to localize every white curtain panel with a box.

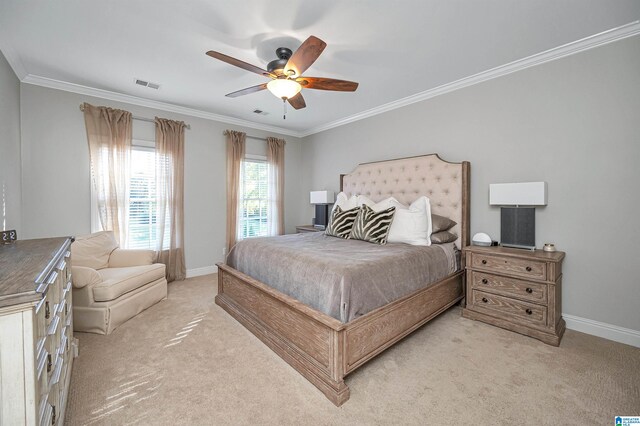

[82,103,132,246]
[225,130,246,251]
[266,137,286,236]
[154,117,186,281]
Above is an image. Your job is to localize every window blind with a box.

[127,147,170,249]
[239,159,269,239]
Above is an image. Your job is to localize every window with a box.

[91,140,170,250]
[127,145,170,250]
[238,156,269,239]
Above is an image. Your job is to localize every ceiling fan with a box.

[206,36,358,118]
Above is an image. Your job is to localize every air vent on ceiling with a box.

[135,79,160,90]
[253,109,269,116]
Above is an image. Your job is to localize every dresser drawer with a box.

[472,290,547,327]
[45,269,61,305]
[471,253,546,280]
[36,348,49,400]
[39,290,55,331]
[47,380,60,426]
[35,296,48,343]
[38,397,52,426]
[61,282,72,324]
[469,271,547,303]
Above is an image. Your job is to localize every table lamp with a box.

[310,190,335,229]
[489,182,547,250]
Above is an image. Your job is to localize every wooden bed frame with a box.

[216,154,470,406]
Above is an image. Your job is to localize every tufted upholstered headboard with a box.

[340,154,470,249]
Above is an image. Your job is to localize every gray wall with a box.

[6,35,639,331]
[300,36,640,331]
[19,84,304,271]
[0,50,21,234]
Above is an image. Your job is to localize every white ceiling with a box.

[1,0,639,135]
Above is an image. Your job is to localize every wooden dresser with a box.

[0,237,77,425]
[462,245,566,346]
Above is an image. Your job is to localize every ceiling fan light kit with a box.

[206,35,358,119]
[267,78,302,99]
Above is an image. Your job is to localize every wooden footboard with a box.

[215,263,463,406]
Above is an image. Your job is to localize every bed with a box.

[215,154,470,406]
[226,233,459,323]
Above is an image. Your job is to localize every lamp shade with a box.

[310,190,335,204]
[489,182,547,206]
[267,79,302,99]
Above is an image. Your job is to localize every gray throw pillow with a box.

[430,231,457,244]
[432,214,457,233]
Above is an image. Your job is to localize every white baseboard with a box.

[564,314,640,348]
[186,265,218,278]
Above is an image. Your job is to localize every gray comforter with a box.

[226,232,458,323]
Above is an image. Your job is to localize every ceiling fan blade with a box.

[296,77,359,92]
[225,83,268,98]
[287,92,306,110]
[206,51,273,78]
[284,36,327,77]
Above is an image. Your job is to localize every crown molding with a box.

[0,43,28,80]
[20,75,303,137]
[299,20,640,137]
[12,20,640,139]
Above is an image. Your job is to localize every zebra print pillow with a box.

[349,204,396,245]
[325,206,360,238]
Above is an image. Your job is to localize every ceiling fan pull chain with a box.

[283,98,287,120]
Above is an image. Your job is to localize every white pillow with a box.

[360,195,432,246]
[389,196,432,245]
[332,192,358,213]
[357,195,396,211]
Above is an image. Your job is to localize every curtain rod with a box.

[222,131,267,141]
[79,104,191,129]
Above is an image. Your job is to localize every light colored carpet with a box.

[65,274,639,425]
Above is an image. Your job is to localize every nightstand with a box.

[296,225,323,233]
[462,246,566,346]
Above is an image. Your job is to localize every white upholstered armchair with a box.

[71,231,168,334]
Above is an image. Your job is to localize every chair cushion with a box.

[94,264,165,302]
[72,231,119,270]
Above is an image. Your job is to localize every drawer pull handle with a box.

[526,266,532,272]
[482,297,488,303]
[526,287,533,293]
[47,354,52,373]
[45,301,50,320]
[481,278,488,284]
[481,260,487,265]
[526,309,533,315]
